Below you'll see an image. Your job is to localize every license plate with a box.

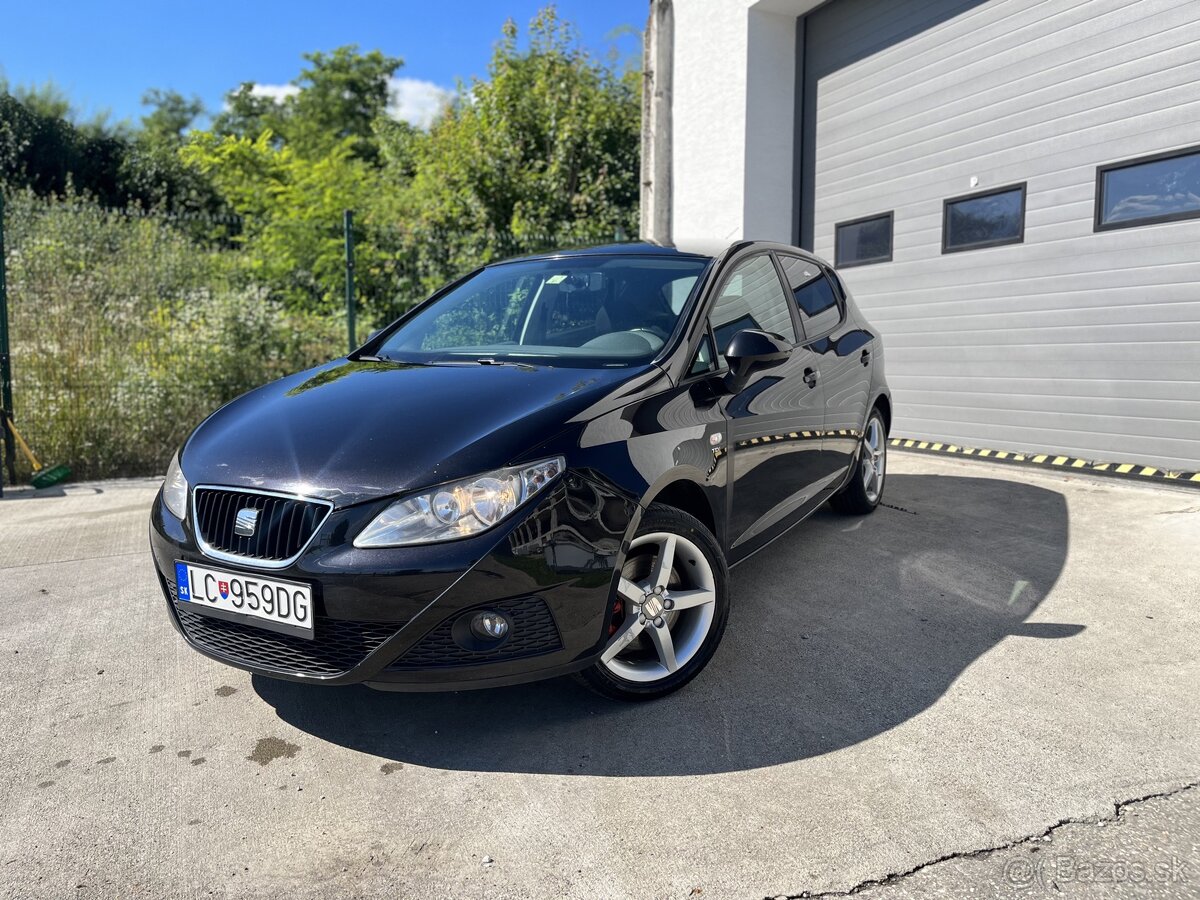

[174,561,313,638]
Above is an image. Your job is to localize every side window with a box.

[779,255,842,339]
[688,330,716,376]
[709,254,798,361]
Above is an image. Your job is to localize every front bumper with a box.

[150,471,636,690]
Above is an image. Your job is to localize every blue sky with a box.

[0,1,646,128]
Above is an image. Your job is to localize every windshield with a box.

[376,255,711,367]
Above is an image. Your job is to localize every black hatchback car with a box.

[150,240,890,700]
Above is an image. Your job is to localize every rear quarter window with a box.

[778,255,843,339]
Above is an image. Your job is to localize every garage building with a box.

[643,0,1200,471]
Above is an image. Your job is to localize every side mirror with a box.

[724,329,792,390]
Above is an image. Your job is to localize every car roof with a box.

[492,238,729,265]
[490,238,825,267]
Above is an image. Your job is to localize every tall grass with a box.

[2,192,614,481]
[3,192,348,479]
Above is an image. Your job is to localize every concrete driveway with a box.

[0,453,1197,898]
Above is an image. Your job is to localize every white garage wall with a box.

[807,0,1200,470]
[671,0,1200,471]
[672,0,753,243]
[671,0,821,243]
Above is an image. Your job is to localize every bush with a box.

[3,191,349,479]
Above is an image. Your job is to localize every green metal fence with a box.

[0,195,12,488]
[0,193,613,488]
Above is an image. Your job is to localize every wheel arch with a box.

[643,478,719,543]
[872,393,892,435]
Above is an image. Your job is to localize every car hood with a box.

[180,358,656,508]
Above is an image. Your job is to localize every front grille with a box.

[194,487,330,564]
[387,597,562,670]
[167,578,403,676]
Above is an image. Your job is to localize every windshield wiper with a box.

[354,353,536,370]
[352,353,424,365]
[475,357,537,371]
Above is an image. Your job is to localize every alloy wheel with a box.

[600,531,717,683]
[862,416,886,504]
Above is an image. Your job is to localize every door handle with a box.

[803,367,819,389]
[861,348,871,367]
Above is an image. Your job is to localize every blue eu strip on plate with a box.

[174,562,191,601]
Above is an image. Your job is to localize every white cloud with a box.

[387,77,454,129]
[243,77,453,129]
[248,83,300,104]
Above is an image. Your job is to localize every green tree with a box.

[184,46,407,312]
[211,83,282,141]
[211,45,402,163]
[0,81,211,211]
[0,87,129,204]
[3,78,126,138]
[286,46,403,161]
[140,89,205,148]
[119,88,222,213]
[373,116,422,181]
[394,8,640,280]
[181,130,383,311]
[181,11,641,316]
[7,80,72,120]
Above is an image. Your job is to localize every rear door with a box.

[711,253,828,557]
[777,254,873,483]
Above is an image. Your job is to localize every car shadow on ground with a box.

[253,473,1081,776]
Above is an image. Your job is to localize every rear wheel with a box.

[578,504,729,701]
[830,408,887,515]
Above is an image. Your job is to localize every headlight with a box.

[354,457,565,548]
[162,452,188,520]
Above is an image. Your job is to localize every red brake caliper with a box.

[608,597,625,636]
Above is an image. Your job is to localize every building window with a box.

[1095,145,1200,231]
[835,212,893,268]
[942,183,1026,253]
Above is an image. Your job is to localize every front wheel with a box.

[830,408,887,515]
[578,504,729,701]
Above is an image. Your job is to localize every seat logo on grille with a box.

[233,508,260,538]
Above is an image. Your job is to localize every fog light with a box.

[470,611,510,641]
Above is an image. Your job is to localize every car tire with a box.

[830,407,887,515]
[578,504,729,701]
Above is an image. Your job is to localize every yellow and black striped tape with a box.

[742,429,859,447]
[890,438,1200,486]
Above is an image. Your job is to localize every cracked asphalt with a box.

[1,452,1198,898]
[829,783,1200,899]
